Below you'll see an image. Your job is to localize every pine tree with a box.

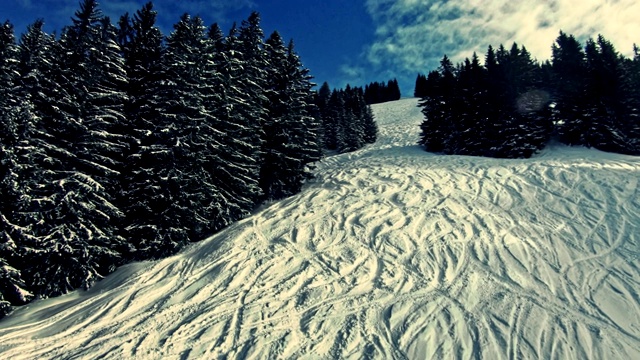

[419,55,455,153]
[582,35,637,153]
[551,31,589,145]
[389,78,401,100]
[328,89,348,151]
[19,0,127,297]
[209,22,264,222]
[238,11,268,161]
[261,32,322,199]
[626,45,640,150]
[501,44,551,157]
[453,52,489,154]
[0,20,35,316]
[0,21,20,231]
[414,73,428,98]
[117,2,171,258]
[132,13,226,256]
[316,81,334,149]
[361,95,378,144]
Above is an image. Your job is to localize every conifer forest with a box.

[0,0,377,316]
[415,33,640,158]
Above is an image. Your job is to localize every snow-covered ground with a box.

[1,98,639,359]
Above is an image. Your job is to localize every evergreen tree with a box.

[316,81,335,149]
[414,73,428,98]
[0,20,35,317]
[117,2,171,258]
[238,11,268,162]
[582,35,638,154]
[328,89,348,151]
[131,13,229,256]
[261,32,322,199]
[118,3,169,259]
[498,43,550,157]
[551,31,588,145]
[203,22,263,226]
[0,21,20,236]
[362,97,378,144]
[341,85,366,152]
[389,78,401,100]
[19,0,127,297]
[452,52,489,154]
[419,55,455,153]
[626,45,640,149]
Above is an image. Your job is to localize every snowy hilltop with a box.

[0,98,639,359]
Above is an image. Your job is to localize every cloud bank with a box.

[359,0,639,94]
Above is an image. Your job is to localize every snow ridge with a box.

[0,98,638,359]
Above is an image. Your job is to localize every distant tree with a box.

[362,98,378,144]
[364,79,401,104]
[341,85,366,152]
[451,52,489,154]
[388,78,401,100]
[316,81,335,149]
[582,35,638,153]
[414,73,428,98]
[419,55,455,153]
[627,45,640,149]
[327,89,348,150]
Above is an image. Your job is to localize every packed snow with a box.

[1,98,639,359]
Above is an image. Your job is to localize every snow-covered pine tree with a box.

[327,89,347,151]
[261,32,322,199]
[0,21,20,237]
[0,20,35,316]
[116,2,174,259]
[133,13,226,256]
[19,0,127,297]
[362,98,378,144]
[238,12,268,158]
[342,85,367,152]
[206,22,264,220]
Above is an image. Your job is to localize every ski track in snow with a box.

[1,98,639,359]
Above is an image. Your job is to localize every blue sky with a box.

[2,1,639,96]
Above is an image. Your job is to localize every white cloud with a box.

[361,0,639,94]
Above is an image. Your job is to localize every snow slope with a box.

[1,98,639,359]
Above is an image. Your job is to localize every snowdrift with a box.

[1,98,638,359]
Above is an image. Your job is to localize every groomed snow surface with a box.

[1,98,639,359]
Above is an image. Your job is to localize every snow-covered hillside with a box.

[1,98,638,359]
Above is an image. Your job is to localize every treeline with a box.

[417,32,640,158]
[316,82,378,153]
[363,79,401,104]
[0,0,375,317]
